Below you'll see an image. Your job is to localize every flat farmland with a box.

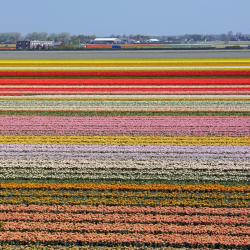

[0,57,249,249]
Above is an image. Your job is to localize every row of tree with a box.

[0,32,96,44]
[1,32,250,44]
[0,32,152,44]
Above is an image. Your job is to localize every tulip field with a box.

[0,58,249,249]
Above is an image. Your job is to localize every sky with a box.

[1,0,249,36]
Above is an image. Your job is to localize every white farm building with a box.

[93,38,122,44]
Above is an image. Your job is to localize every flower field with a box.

[0,58,249,249]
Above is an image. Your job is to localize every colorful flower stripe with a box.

[0,183,248,192]
[1,159,249,172]
[0,101,249,114]
[0,231,249,247]
[0,190,248,208]
[2,66,250,72]
[0,245,183,250]
[0,135,249,146]
[1,158,248,184]
[0,146,249,162]
[0,116,249,136]
[0,196,247,207]
[0,212,249,225]
[2,221,250,236]
[0,100,242,112]
[2,94,248,99]
[1,144,249,157]
[1,205,249,218]
[1,116,249,126]
[0,87,250,95]
[2,189,248,201]
[0,246,167,250]
[1,58,250,65]
[0,167,248,183]
[1,78,250,85]
[2,70,250,77]
[0,95,248,100]
[1,205,248,216]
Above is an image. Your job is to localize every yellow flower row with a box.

[0,136,249,146]
[2,63,250,67]
[1,67,250,72]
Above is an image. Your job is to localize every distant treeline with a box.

[1,31,250,44]
[0,32,92,45]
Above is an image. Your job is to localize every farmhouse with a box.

[16,40,54,50]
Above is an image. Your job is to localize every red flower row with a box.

[1,70,250,77]
[0,87,249,95]
[1,78,250,85]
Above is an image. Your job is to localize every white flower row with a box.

[0,160,248,181]
[0,159,249,170]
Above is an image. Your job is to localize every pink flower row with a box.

[0,231,249,246]
[1,116,249,127]
[1,128,248,136]
[0,204,248,216]
[0,212,248,225]
[0,116,249,136]
[2,221,249,236]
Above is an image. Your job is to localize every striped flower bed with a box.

[0,59,249,249]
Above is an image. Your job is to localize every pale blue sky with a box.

[1,0,249,35]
